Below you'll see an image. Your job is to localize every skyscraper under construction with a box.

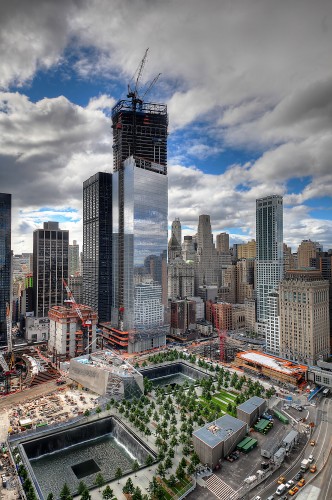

[110,95,168,351]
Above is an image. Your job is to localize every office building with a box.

[168,259,195,300]
[69,240,80,276]
[256,195,283,322]
[0,193,11,345]
[279,270,330,365]
[216,232,229,253]
[33,222,69,318]
[237,240,256,259]
[195,214,219,292]
[297,240,319,269]
[283,243,297,272]
[182,235,196,262]
[236,258,255,303]
[168,217,182,261]
[83,172,112,323]
[111,98,168,345]
[170,298,196,335]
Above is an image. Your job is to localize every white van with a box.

[276,484,287,495]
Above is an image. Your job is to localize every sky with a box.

[1,0,332,254]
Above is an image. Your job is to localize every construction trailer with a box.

[254,418,273,434]
[237,436,252,450]
[261,436,281,459]
[242,438,258,453]
[236,396,267,427]
[192,414,248,469]
[282,430,299,452]
[273,409,289,424]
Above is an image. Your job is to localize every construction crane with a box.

[63,279,91,353]
[212,304,227,363]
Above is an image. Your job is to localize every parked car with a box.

[298,478,306,487]
[294,472,303,481]
[289,486,299,496]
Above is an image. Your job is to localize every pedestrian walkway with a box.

[205,474,238,500]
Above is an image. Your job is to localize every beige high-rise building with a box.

[236,259,255,303]
[297,240,318,269]
[283,243,297,272]
[220,264,236,303]
[216,232,229,253]
[237,240,256,259]
[168,259,195,300]
[279,270,330,365]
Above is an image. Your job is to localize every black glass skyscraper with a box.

[83,172,112,323]
[0,193,11,346]
[33,221,69,317]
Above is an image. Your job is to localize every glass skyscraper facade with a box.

[112,157,167,331]
[256,195,283,323]
[0,193,11,346]
[83,172,112,323]
[111,99,168,334]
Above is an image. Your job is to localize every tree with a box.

[102,486,114,500]
[84,409,90,417]
[123,477,134,494]
[132,486,143,500]
[187,462,196,476]
[191,451,200,466]
[157,461,165,478]
[164,456,172,471]
[60,484,72,500]
[46,494,54,500]
[168,475,176,488]
[115,467,123,484]
[132,459,140,476]
[81,490,91,500]
[145,454,154,468]
[96,406,102,414]
[94,472,105,490]
[176,464,185,481]
[77,482,88,495]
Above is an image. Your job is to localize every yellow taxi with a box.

[298,478,306,487]
[289,486,299,496]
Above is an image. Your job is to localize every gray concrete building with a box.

[236,396,267,427]
[192,414,248,469]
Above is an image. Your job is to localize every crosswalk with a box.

[205,474,239,500]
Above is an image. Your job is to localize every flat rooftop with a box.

[237,396,265,414]
[237,351,307,375]
[193,414,246,448]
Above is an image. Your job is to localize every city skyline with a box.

[0,0,332,253]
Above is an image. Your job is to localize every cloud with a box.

[0,0,331,252]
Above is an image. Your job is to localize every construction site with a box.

[234,350,308,386]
